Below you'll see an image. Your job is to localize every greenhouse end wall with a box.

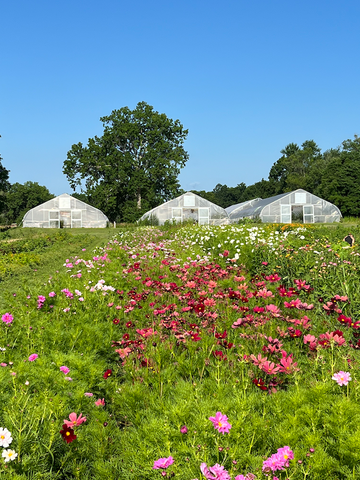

[22,194,109,228]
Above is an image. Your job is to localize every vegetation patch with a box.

[0,224,359,479]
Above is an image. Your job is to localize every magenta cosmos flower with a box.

[332,371,352,386]
[60,366,70,375]
[209,412,232,434]
[63,412,87,427]
[1,313,13,324]
[28,354,38,362]
[153,456,174,469]
[200,462,231,480]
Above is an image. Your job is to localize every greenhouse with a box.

[139,192,229,225]
[22,193,109,228]
[226,189,342,224]
[225,198,262,222]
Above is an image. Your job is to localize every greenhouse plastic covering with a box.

[226,189,342,224]
[22,193,109,228]
[226,198,262,219]
[139,192,229,225]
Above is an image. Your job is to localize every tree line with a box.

[192,136,360,217]
[1,108,360,225]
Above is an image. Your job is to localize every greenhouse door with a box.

[280,205,291,223]
[49,211,60,228]
[199,208,210,225]
[71,210,82,228]
[303,205,314,223]
[171,208,182,224]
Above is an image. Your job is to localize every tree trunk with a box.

[137,190,141,209]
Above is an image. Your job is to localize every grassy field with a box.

[0,223,360,479]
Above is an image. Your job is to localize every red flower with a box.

[113,318,120,325]
[193,303,205,315]
[103,369,112,379]
[252,378,267,391]
[60,424,77,443]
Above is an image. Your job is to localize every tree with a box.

[319,135,360,216]
[0,136,10,215]
[5,182,54,224]
[268,141,322,194]
[63,102,189,222]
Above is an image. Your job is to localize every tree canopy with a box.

[63,102,189,222]
[5,181,54,224]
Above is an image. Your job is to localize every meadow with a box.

[0,222,360,479]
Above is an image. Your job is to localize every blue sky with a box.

[1,0,360,196]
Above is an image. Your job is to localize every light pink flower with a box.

[209,412,232,434]
[95,398,105,406]
[153,456,174,469]
[63,412,87,427]
[28,354,38,362]
[84,392,93,397]
[332,371,352,386]
[1,313,13,324]
[48,292,56,297]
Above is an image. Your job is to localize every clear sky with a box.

[1,0,360,196]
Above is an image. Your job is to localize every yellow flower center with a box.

[218,422,222,427]
[66,432,71,436]
[0,435,4,440]
[8,452,13,457]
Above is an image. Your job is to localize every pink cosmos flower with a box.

[63,412,87,427]
[95,398,105,406]
[200,462,231,480]
[153,456,174,469]
[1,313,13,324]
[266,304,281,317]
[209,412,232,434]
[332,371,352,386]
[60,366,70,375]
[84,392,93,397]
[48,292,56,297]
[28,354,38,362]
[180,425,188,434]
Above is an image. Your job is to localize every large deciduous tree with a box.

[63,102,189,222]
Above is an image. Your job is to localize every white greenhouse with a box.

[226,189,342,224]
[225,198,262,222]
[139,192,229,225]
[22,193,109,228]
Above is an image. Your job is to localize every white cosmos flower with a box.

[2,449,17,462]
[0,428,12,448]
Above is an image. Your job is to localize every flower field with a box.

[1,223,360,479]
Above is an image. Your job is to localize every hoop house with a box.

[139,192,229,225]
[226,189,342,224]
[226,198,262,222]
[22,193,109,228]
